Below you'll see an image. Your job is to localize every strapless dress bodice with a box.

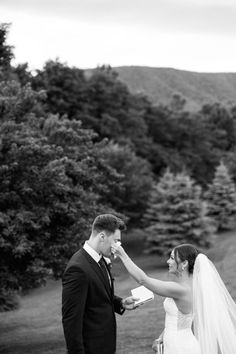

[163,297,201,354]
[164,297,194,331]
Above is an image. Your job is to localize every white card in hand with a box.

[131,285,154,306]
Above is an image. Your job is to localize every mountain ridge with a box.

[112,66,236,110]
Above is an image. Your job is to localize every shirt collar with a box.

[83,241,101,263]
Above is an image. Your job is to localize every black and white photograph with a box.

[1,1,236,353]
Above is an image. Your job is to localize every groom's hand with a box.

[122,296,139,310]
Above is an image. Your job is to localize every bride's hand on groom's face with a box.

[111,241,124,258]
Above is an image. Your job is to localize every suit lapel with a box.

[81,248,113,299]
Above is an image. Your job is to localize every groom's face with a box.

[100,229,121,258]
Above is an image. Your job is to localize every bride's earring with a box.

[177,266,184,277]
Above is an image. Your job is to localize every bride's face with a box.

[167,250,178,275]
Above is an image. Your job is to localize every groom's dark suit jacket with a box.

[62,248,124,354]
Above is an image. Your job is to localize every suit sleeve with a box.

[62,265,89,354]
[113,295,125,315]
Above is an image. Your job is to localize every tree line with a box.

[1,23,236,310]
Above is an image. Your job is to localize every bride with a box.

[111,243,236,354]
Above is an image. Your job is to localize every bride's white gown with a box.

[163,298,201,354]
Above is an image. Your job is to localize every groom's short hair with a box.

[92,214,126,235]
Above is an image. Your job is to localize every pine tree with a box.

[0,23,13,65]
[205,161,236,231]
[0,23,14,79]
[143,169,214,255]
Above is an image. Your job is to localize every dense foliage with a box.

[25,62,236,187]
[0,80,124,295]
[100,142,153,223]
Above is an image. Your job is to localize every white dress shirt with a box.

[83,241,112,285]
[83,241,101,263]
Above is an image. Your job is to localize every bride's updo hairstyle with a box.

[173,244,199,274]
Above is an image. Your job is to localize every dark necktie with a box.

[99,257,111,287]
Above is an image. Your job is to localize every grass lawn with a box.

[1,230,236,354]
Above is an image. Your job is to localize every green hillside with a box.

[113,66,236,110]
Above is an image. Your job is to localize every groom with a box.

[62,214,138,354]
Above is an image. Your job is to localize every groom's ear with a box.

[99,232,106,241]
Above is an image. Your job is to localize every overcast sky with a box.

[1,0,236,72]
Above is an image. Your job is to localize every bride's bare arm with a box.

[112,244,186,299]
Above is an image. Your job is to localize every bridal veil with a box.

[193,253,236,354]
